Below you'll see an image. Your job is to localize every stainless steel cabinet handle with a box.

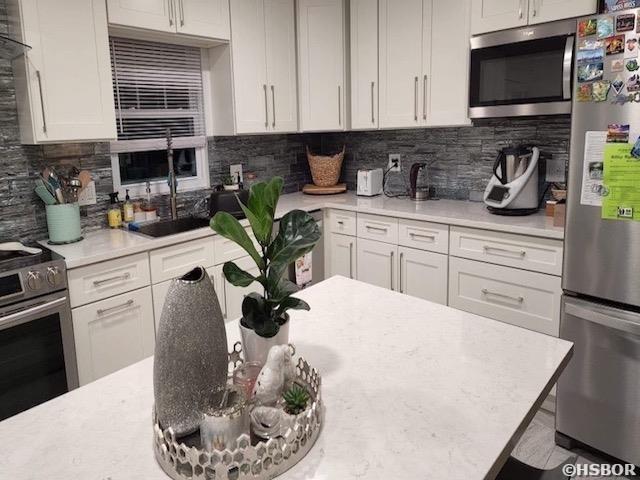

[35,70,47,133]
[390,251,395,290]
[168,0,174,26]
[414,76,418,121]
[532,0,537,17]
[349,242,353,279]
[338,85,342,126]
[423,75,428,120]
[483,245,526,257]
[366,225,388,233]
[97,299,135,316]
[337,220,344,225]
[371,81,375,124]
[518,0,523,18]
[271,85,276,128]
[399,252,403,293]
[93,273,131,287]
[179,0,185,26]
[263,84,269,128]
[410,232,436,241]
[481,288,524,303]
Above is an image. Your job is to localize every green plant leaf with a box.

[275,297,310,319]
[241,293,280,337]
[267,210,321,280]
[210,212,264,270]
[268,276,299,303]
[222,262,256,288]
[239,177,283,245]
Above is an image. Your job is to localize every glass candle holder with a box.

[200,385,249,452]
[232,361,263,399]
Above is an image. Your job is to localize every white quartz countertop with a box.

[41,191,563,269]
[0,277,573,480]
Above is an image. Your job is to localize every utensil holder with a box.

[46,203,82,244]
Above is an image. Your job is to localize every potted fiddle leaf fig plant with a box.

[210,177,321,364]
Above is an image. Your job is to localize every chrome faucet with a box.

[166,129,178,220]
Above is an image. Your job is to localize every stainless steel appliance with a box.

[557,8,640,466]
[409,163,428,201]
[0,246,78,421]
[483,145,540,215]
[469,20,575,118]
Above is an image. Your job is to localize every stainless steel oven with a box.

[469,20,575,118]
[0,249,78,421]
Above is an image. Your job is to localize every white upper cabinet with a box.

[107,0,230,40]
[297,0,347,132]
[378,0,424,129]
[427,0,471,126]
[9,0,116,144]
[230,0,297,134]
[177,0,231,39]
[527,0,596,25]
[350,0,378,130]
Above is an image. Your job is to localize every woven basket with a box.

[306,146,345,187]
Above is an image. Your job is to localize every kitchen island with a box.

[0,276,573,479]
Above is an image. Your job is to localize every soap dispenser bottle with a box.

[108,192,122,228]
[123,189,134,223]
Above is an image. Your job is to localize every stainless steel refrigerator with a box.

[556,8,640,465]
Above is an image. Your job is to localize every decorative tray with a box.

[153,353,323,480]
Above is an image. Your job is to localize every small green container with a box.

[45,203,82,244]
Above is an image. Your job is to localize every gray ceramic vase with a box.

[153,266,228,437]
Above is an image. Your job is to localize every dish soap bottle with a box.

[108,192,122,228]
[123,189,134,223]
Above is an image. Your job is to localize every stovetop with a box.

[0,247,54,273]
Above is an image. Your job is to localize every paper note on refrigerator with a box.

[602,144,640,221]
[580,131,608,206]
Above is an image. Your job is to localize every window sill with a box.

[116,176,210,199]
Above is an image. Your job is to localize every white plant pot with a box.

[223,184,239,191]
[239,319,290,366]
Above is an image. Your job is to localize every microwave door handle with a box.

[562,35,574,100]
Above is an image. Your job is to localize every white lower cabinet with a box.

[327,232,356,279]
[356,238,397,291]
[398,246,447,305]
[448,257,562,336]
[72,286,155,386]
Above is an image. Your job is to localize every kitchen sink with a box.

[135,216,210,238]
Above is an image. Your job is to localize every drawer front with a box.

[449,226,563,275]
[357,213,399,244]
[68,252,151,308]
[214,228,259,265]
[448,257,562,336]
[150,237,216,284]
[398,219,449,254]
[328,209,357,236]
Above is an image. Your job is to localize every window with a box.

[109,37,209,195]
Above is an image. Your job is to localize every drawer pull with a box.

[366,225,388,233]
[481,288,524,303]
[93,273,131,287]
[337,220,345,225]
[409,232,436,241]
[390,250,394,291]
[97,299,135,316]
[349,242,354,279]
[483,246,526,258]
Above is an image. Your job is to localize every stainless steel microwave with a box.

[469,20,575,118]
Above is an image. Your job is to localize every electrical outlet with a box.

[545,158,566,183]
[388,154,401,172]
[230,164,243,184]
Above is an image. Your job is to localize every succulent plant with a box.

[282,384,309,415]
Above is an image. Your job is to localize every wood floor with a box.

[513,408,639,479]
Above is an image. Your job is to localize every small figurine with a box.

[252,345,295,405]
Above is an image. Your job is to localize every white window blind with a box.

[109,37,206,154]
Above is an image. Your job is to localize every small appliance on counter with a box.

[483,145,540,216]
[409,163,428,201]
[356,168,383,197]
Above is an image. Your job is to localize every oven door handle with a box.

[0,297,68,329]
[562,35,574,100]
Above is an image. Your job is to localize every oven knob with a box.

[47,266,62,287]
[26,271,43,290]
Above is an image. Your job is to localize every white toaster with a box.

[357,168,384,196]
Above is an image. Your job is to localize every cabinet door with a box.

[106,0,175,33]
[72,287,155,385]
[265,0,298,133]
[223,256,261,322]
[378,0,424,128]
[297,0,346,131]
[350,0,378,130]
[528,0,596,25]
[398,246,447,304]
[427,0,471,126]
[471,0,527,35]
[178,0,231,40]
[13,0,116,143]
[328,233,356,279]
[230,0,269,134]
[356,238,397,291]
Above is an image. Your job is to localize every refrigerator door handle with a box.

[565,299,640,336]
[562,35,574,100]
